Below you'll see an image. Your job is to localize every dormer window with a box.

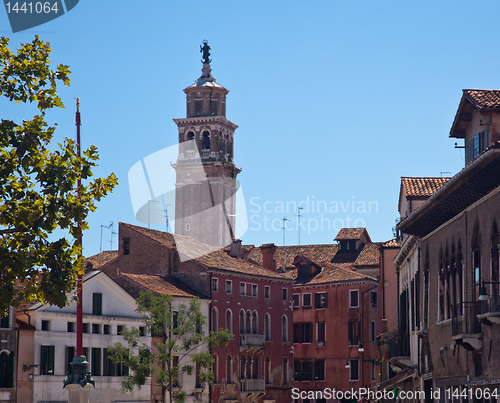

[349,240,356,251]
[466,128,488,163]
[297,264,310,280]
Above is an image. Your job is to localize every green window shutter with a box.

[93,293,102,315]
[66,346,75,375]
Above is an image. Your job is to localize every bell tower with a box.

[173,41,241,249]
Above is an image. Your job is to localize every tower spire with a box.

[198,40,215,84]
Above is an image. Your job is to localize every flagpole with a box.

[76,97,83,357]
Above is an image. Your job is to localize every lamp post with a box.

[479,280,500,301]
[63,99,94,402]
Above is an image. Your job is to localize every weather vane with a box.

[200,40,211,64]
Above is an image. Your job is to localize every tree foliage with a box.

[0,36,117,313]
[108,291,232,403]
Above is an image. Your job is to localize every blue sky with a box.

[1,1,499,257]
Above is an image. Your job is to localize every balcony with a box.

[388,334,411,371]
[477,296,500,325]
[239,333,265,352]
[451,301,484,351]
[316,341,326,348]
[240,379,265,397]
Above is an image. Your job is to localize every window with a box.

[293,294,300,307]
[264,286,270,299]
[349,360,359,381]
[317,322,326,346]
[122,237,130,255]
[282,288,288,301]
[252,284,258,297]
[348,320,359,345]
[265,356,271,384]
[293,324,301,343]
[40,345,55,375]
[282,315,288,342]
[349,240,356,251]
[41,320,50,331]
[202,131,210,150]
[117,325,124,335]
[371,321,376,341]
[92,348,102,376]
[314,360,325,381]
[251,311,258,334]
[349,290,359,308]
[226,355,233,384]
[211,307,219,332]
[264,313,271,341]
[67,322,75,332]
[302,323,313,343]
[139,326,145,336]
[225,309,232,333]
[295,361,313,381]
[92,292,102,315]
[212,355,218,384]
[302,293,311,308]
[283,357,289,385]
[0,351,13,387]
[466,128,488,163]
[0,312,9,328]
[103,324,110,334]
[103,348,115,376]
[226,280,232,294]
[298,264,310,280]
[371,290,377,306]
[82,323,89,333]
[92,324,101,334]
[212,278,219,292]
[66,346,75,375]
[195,362,202,388]
[315,292,327,309]
[240,282,246,295]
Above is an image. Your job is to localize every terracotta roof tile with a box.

[401,177,451,197]
[464,89,500,109]
[248,244,339,270]
[295,262,377,286]
[121,223,290,281]
[379,238,401,248]
[334,228,365,240]
[353,243,380,266]
[84,250,118,272]
[120,273,204,298]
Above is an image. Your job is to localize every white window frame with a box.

[302,293,312,307]
[240,282,246,296]
[264,286,271,299]
[212,278,219,292]
[252,284,258,297]
[282,287,289,301]
[293,293,300,307]
[226,280,232,294]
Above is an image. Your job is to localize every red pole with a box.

[76,98,83,356]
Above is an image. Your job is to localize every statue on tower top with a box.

[200,40,211,64]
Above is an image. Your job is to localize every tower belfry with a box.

[173,41,240,249]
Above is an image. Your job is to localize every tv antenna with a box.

[282,218,291,246]
[297,207,304,245]
[100,222,117,252]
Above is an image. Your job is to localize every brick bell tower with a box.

[172,41,241,249]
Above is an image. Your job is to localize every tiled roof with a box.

[401,177,451,197]
[119,273,204,298]
[84,250,118,272]
[464,89,500,109]
[379,238,401,248]
[295,262,377,286]
[248,244,339,270]
[334,228,365,240]
[120,223,290,281]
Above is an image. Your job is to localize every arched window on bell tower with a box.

[186,131,195,150]
[202,131,210,150]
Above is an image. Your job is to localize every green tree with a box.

[0,36,117,313]
[108,291,232,403]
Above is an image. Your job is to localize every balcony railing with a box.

[240,334,265,348]
[388,334,410,357]
[451,301,485,336]
[240,378,265,392]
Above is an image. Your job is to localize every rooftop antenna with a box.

[109,221,117,250]
[297,207,304,246]
[440,172,452,177]
[282,218,291,246]
[164,204,173,233]
[100,223,112,253]
[148,200,160,229]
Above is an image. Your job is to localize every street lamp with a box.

[479,280,500,301]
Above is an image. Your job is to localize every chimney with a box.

[261,243,277,271]
[230,239,242,258]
